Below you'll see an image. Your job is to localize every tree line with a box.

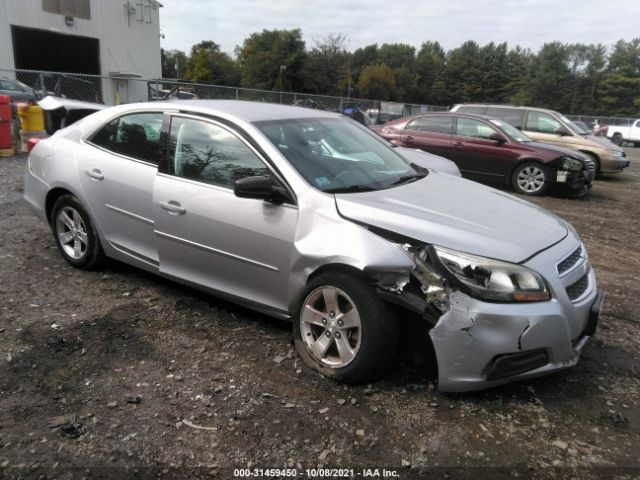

[161,30,640,117]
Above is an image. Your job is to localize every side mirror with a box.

[489,132,507,143]
[234,176,287,204]
[556,126,571,136]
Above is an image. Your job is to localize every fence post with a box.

[235,88,239,100]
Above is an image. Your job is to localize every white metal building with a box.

[0,0,162,104]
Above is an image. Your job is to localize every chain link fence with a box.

[3,68,635,127]
[566,115,637,128]
[1,68,447,124]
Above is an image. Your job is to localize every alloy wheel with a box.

[55,206,88,260]
[300,286,362,368]
[516,166,545,193]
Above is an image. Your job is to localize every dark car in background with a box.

[0,78,36,103]
[372,112,595,196]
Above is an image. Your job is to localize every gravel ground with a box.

[0,149,639,480]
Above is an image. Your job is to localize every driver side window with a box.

[525,111,562,134]
[168,117,270,188]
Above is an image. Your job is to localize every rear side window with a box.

[486,107,525,128]
[455,118,497,139]
[525,111,563,134]
[91,113,163,164]
[456,106,487,114]
[168,116,270,189]
[405,116,453,134]
[0,80,23,92]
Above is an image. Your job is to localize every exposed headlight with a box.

[561,156,583,171]
[606,149,624,157]
[431,246,550,302]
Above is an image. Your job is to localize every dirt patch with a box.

[0,151,639,479]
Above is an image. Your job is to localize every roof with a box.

[455,103,561,115]
[165,99,342,123]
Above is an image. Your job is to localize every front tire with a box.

[512,162,551,196]
[293,272,398,384]
[51,194,105,269]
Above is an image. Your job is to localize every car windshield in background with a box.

[489,118,533,142]
[256,118,421,193]
[558,114,589,135]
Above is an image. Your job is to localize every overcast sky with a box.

[159,0,640,56]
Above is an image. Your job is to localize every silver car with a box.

[24,100,604,392]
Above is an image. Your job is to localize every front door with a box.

[153,114,297,313]
[450,117,518,181]
[79,112,164,267]
[523,110,567,148]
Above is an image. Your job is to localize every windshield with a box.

[256,117,421,193]
[558,113,588,135]
[489,118,532,142]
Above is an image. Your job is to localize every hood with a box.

[527,141,590,161]
[586,134,624,151]
[38,96,105,135]
[335,171,568,263]
[395,146,461,177]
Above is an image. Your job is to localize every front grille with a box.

[557,245,583,275]
[566,273,589,301]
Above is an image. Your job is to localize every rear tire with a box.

[293,272,398,384]
[511,161,551,196]
[611,133,623,146]
[51,194,105,269]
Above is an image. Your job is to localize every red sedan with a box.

[371,112,595,196]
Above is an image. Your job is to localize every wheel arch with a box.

[578,150,600,172]
[307,263,371,284]
[508,157,549,181]
[45,187,78,225]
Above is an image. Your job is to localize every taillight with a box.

[27,137,41,154]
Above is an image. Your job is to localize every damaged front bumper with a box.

[430,282,600,392]
[374,232,602,392]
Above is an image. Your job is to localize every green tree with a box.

[378,43,415,70]
[304,34,352,96]
[356,64,396,100]
[237,28,307,91]
[415,41,448,105]
[184,41,240,86]
[351,44,378,82]
[599,39,640,115]
[526,42,575,111]
[445,41,485,103]
[161,48,188,79]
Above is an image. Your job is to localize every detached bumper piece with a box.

[484,348,549,381]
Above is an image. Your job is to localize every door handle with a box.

[159,200,186,215]
[84,168,104,180]
[454,141,464,147]
[402,135,414,143]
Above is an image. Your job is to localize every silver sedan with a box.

[24,100,603,391]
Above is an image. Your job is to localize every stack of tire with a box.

[17,103,47,153]
[0,96,14,157]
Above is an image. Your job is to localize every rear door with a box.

[80,112,164,268]
[153,114,297,313]
[400,116,455,159]
[450,117,518,180]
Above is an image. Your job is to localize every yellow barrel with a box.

[17,104,45,132]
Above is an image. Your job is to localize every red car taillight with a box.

[27,137,41,154]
